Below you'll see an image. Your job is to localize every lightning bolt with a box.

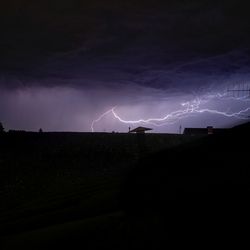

[91,88,250,132]
[91,108,116,132]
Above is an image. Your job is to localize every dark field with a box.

[0,125,249,249]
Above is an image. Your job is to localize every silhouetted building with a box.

[129,126,152,134]
[183,126,228,135]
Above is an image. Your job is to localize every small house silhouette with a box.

[129,126,152,134]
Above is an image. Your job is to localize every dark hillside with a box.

[122,125,250,247]
[0,132,195,233]
[0,127,249,249]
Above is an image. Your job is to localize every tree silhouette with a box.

[0,122,4,133]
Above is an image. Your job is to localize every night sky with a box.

[1,0,250,132]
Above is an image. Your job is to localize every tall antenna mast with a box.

[179,125,182,134]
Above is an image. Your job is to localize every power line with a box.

[227,83,250,98]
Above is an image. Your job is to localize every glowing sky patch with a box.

[91,86,250,132]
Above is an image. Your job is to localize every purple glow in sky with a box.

[1,80,249,133]
[91,81,250,133]
[1,1,250,132]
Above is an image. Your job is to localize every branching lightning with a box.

[91,108,116,132]
[91,87,250,132]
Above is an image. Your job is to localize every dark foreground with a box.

[0,124,249,249]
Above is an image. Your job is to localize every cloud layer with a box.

[0,1,250,132]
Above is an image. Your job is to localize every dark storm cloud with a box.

[1,0,250,88]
